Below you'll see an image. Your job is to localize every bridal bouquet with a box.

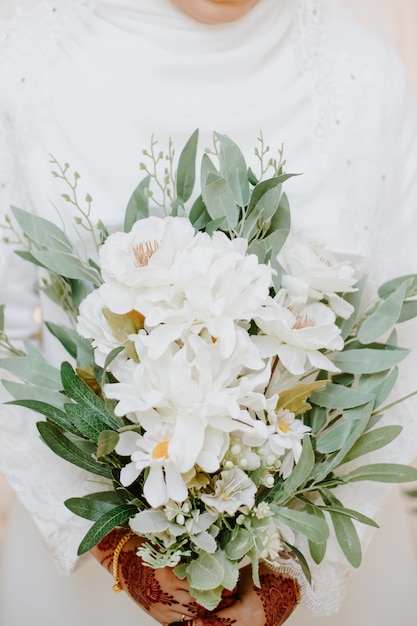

[1,131,417,609]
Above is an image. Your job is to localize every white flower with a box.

[98,215,273,359]
[254,298,344,375]
[201,467,257,516]
[105,328,268,472]
[265,409,310,479]
[278,231,357,318]
[116,428,188,507]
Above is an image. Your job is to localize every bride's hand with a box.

[91,528,206,625]
[182,564,300,626]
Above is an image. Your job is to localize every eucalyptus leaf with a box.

[77,505,138,554]
[340,425,402,464]
[358,368,398,409]
[36,421,113,479]
[311,383,375,410]
[188,195,211,231]
[305,504,327,565]
[358,281,408,344]
[332,347,409,374]
[175,129,199,203]
[203,173,238,231]
[270,506,329,544]
[378,274,417,300]
[320,506,379,528]
[27,250,101,285]
[342,463,417,483]
[45,322,94,366]
[124,175,150,232]
[316,422,353,454]
[1,379,67,408]
[215,132,249,208]
[11,205,74,252]
[339,275,366,340]
[0,356,62,390]
[329,508,362,568]
[266,435,315,504]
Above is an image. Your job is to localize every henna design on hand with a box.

[120,549,179,611]
[255,574,299,626]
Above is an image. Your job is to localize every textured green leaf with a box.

[211,549,239,590]
[187,552,224,591]
[305,504,327,565]
[64,403,108,442]
[188,586,223,611]
[77,505,138,554]
[329,509,362,568]
[124,175,150,232]
[61,362,122,429]
[36,421,113,479]
[224,528,254,560]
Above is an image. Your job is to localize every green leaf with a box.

[45,322,93,366]
[97,430,120,458]
[60,362,122,429]
[340,425,402,464]
[11,205,74,253]
[311,383,375,410]
[320,506,379,528]
[0,304,4,332]
[358,368,398,409]
[203,173,238,231]
[358,282,408,344]
[266,436,315,504]
[7,399,80,436]
[187,586,223,612]
[284,541,312,583]
[188,195,211,231]
[330,509,362,568]
[77,505,138,554]
[187,552,224,591]
[224,528,254,561]
[316,422,353,454]
[24,250,101,285]
[124,176,150,232]
[130,509,171,534]
[1,380,67,408]
[332,346,409,374]
[36,421,113,479]
[0,355,62,389]
[212,549,239,591]
[175,129,199,203]
[215,132,249,208]
[64,403,108,442]
[65,491,127,521]
[339,275,366,340]
[305,504,327,565]
[378,274,417,300]
[342,463,417,483]
[270,506,329,544]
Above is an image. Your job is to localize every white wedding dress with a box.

[1,1,417,624]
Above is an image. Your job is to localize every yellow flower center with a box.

[133,240,160,267]
[151,440,170,460]
[278,421,290,434]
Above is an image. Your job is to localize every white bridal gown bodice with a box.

[1,1,417,624]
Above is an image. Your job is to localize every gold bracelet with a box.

[112,530,135,593]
